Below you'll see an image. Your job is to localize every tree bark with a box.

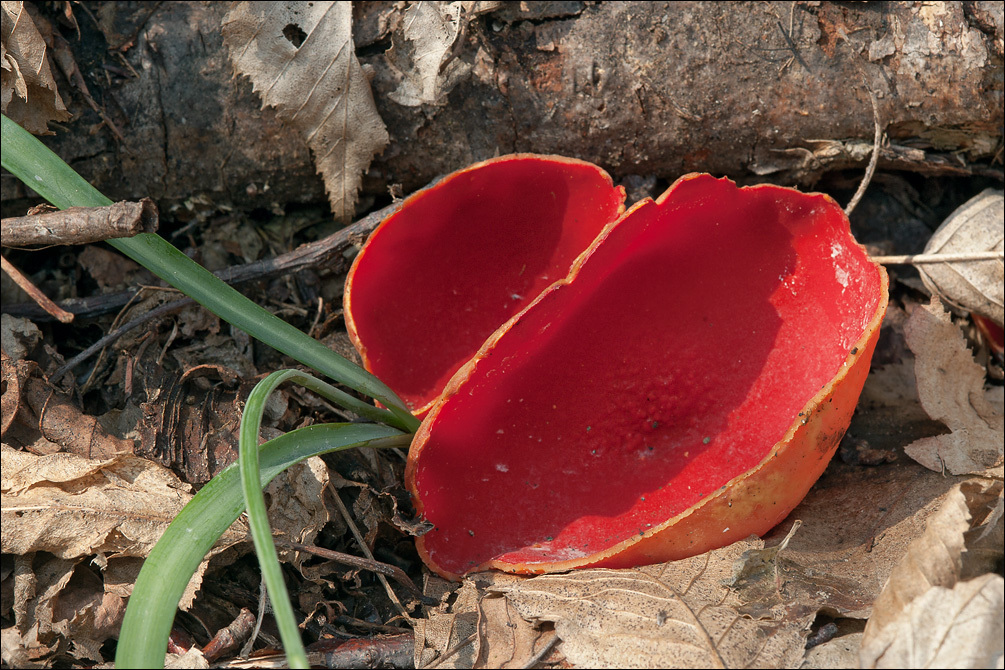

[2,1,1001,215]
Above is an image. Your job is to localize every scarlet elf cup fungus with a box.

[345,158,888,580]
[345,154,626,417]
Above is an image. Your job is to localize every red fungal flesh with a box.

[344,155,625,416]
[406,173,887,578]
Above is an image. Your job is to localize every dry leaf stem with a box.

[871,251,1004,264]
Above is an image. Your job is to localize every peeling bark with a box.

[1,1,1001,214]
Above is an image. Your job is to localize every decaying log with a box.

[1,1,1001,215]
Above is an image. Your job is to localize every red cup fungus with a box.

[345,154,626,417]
[345,157,889,580]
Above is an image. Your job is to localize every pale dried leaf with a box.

[7,552,124,663]
[14,553,76,633]
[476,591,556,669]
[903,298,1004,477]
[860,481,1003,669]
[919,189,1004,326]
[385,1,471,106]
[489,540,804,669]
[0,445,247,559]
[166,646,210,669]
[800,632,862,669]
[265,456,329,570]
[414,577,479,668]
[733,461,961,626]
[863,484,971,638]
[1,315,42,363]
[1,624,52,669]
[222,1,388,221]
[860,574,1004,669]
[0,0,70,134]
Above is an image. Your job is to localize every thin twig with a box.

[871,251,1004,265]
[521,634,560,670]
[278,538,435,607]
[422,632,478,670]
[327,483,424,618]
[50,297,192,383]
[240,580,269,658]
[2,198,401,322]
[1,255,74,323]
[845,90,882,216]
[776,19,809,73]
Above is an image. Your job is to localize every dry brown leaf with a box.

[414,576,479,668]
[862,483,971,636]
[22,374,134,460]
[860,481,1004,668]
[1,316,41,363]
[903,298,1004,477]
[801,632,862,669]
[132,361,258,484]
[1,447,252,663]
[165,646,210,669]
[918,189,1004,326]
[266,455,329,570]
[385,1,472,107]
[1,623,53,669]
[710,453,965,634]
[861,574,1003,669]
[1,351,28,437]
[3,552,120,664]
[222,1,389,221]
[0,445,246,559]
[0,0,70,134]
[488,540,805,669]
[476,590,556,669]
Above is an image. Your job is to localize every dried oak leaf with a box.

[903,298,1004,477]
[222,1,388,221]
[487,540,805,669]
[0,445,246,562]
[860,481,1005,668]
[0,0,70,134]
[918,189,1004,326]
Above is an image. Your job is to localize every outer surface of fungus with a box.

[403,173,888,579]
[344,154,625,416]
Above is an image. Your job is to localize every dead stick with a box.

[0,255,74,323]
[1,198,158,248]
[202,608,256,662]
[2,197,398,321]
[871,251,1004,264]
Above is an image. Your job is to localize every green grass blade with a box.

[240,370,342,667]
[115,422,411,668]
[237,369,411,668]
[0,114,419,432]
[242,371,310,668]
